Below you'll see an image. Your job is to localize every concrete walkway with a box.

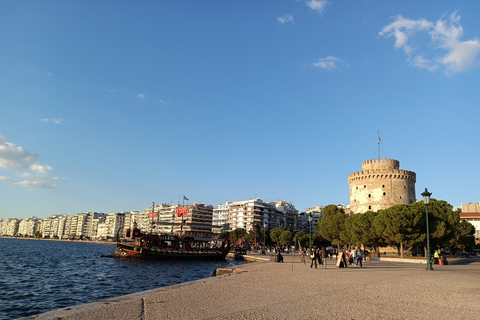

[21,254,480,320]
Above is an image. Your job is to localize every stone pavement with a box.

[21,254,480,320]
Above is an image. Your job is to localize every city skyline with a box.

[1,1,480,219]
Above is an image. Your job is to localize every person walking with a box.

[316,247,323,267]
[351,247,357,266]
[357,249,363,267]
[320,247,328,269]
[310,247,317,269]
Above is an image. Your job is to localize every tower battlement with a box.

[361,158,399,171]
[348,158,416,214]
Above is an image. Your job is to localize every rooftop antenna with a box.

[377,130,382,160]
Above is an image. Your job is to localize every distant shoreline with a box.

[0,236,116,245]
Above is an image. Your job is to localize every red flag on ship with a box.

[176,206,189,217]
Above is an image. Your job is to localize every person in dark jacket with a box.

[319,247,328,269]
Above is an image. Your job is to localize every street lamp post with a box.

[308,213,313,254]
[262,221,267,255]
[422,188,434,271]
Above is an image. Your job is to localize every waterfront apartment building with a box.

[0,218,20,236]
[212,201,232,231]
[173,203,214,233]
[301,206,324,233]
[274,201,299,230]
[41,215,68,238]
[104,212,125,241]
[215,198,300,233]
[62,212,106,239]
[18,217,42,237]
[228,198,278,232]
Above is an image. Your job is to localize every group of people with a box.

[309,247,330,269]
[344,247,370,267]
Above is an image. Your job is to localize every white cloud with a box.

[278,14,294,24]
[19,172,48,180]
[46,72,53,77]
[41,118,63,124]
[0,132,53,174]
[306,0,329,14]
[52,177,68,182]
[159,99,166,105]
[0,176,10,181]
[380,12,480,74]
[106,88,116,93]
[13,180,56,189]
[138,93,145,99]
[312,56,348,70]
[412,55,438,72]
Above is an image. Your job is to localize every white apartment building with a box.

[104,212,125,241]
[0,218,20,236]
[18,217,42,237]
[41,215,68,238]
[213,201,232,231]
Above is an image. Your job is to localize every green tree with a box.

[354,211,384,254]
[247,223,261,244]
[317,204,346,251]
[260,228,271,246]
[279,230,293,247]
[230,228,245,245]
[374,205,423,258]
[294,231,309,249]
[270,228,282,246]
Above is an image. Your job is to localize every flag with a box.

[176,206,189,217]
[183,195,189,201]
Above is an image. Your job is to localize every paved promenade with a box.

[23,254,480,320]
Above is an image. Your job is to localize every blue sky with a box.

[1,0,479,219]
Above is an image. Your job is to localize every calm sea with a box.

[0,238,245,320]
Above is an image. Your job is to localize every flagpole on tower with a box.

[378,130,382,160]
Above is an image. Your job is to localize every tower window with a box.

[368,205,372,210]
[364,185,366,188]
[382,185,385,188]
[368,194,371,198]
[400,196,402,199]
[383,192,386,196]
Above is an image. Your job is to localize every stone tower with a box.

[348,158,416,214]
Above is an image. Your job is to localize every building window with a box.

[368,194,371,198]
[383,192,386,196]
[382,185,385,188]
[364,185,366,188]
[368,205,372,210]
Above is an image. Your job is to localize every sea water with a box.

[0,238,245,320]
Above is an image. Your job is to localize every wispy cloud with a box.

[380,11,480,75]
[312,56,349,70]
[41,118,63,124]
[278,14,294,24]
[138,93,145,99]
[19,172,48,180]
[106,88,116,93]
[13,180,56,189]
[159,99,167,105]
[0,176,10,181]
[305,0,329,14]
[52,177,68,182]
